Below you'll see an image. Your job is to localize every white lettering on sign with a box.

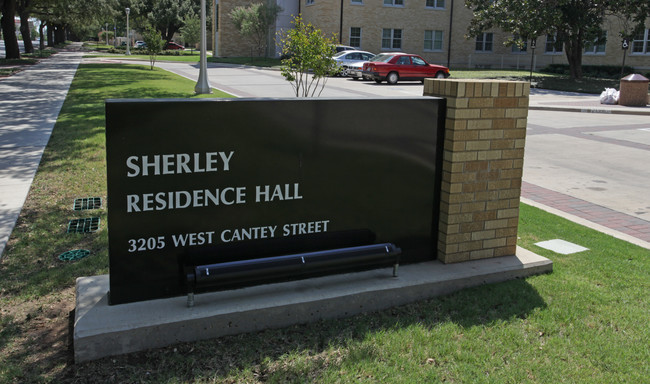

[171,231,215,247]
[126,187,247,212]
[221,226,278,242]
[126,151,234,177]
[282,220,330,236]
[255,183,303,202]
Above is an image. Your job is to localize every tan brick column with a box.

[424,79,530,263]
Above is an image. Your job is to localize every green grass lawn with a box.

[0,63,648,383]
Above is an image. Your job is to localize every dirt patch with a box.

[1,287,76,381]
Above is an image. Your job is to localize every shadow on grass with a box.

[56,278,546,382]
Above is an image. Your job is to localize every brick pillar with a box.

[424,79,530,263]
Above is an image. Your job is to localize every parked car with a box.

[333,50,375,76]
[332,44,355,53]
[362,53,450,84]
[164,41,185,50]
[134,41,147,48]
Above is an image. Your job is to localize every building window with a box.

[545,34,563,54]
[511,35,527,54]
[475,33,493,52]
[424,30,443,51]
[383,0,404,6]
[425,0,445,8]
[382,28,402,50]
[584,32,607,54]
[351,0,363,3]
[632,29,650,54]
[306,0,314,4]
[350,27,362,48]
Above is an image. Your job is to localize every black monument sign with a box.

[106,98,445,304]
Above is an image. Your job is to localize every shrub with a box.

[541,64,636,79]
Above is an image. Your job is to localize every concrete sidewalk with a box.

[529,88,650,115]
[0,48,83,258]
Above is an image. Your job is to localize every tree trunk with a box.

[564,37,583,79]
[39,21,45,51]
[19,4,33,54]
[1,0,21,59]
[54,24,65,45]
[47,23,53,47]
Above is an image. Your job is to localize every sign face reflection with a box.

[106,98,445,304]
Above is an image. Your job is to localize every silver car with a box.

[333,50,375,77]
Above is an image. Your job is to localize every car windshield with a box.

[333,51,348,58]
[369,54,395,63]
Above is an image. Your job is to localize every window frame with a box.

[424,30,444,52]
[425,0,445,9]
[382,28,403,50]
[350,27,362,48]
[475,32,494,52]
[383,0,405,7]
[544,34,563,54]
[584,32,607,55]
[631,29,650,55]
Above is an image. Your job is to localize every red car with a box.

[362,53,450,84]
[164,42,185,50]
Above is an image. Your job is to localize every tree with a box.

[1,0,20,58]
[465,0,650,79]
[142,23,164,69]
[179,13,199,52]
[134,0,200,44]
[278,15,338,97]
[18,0,33,53]
[230,2,281,57]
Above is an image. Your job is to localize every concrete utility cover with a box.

[535,239,589,255]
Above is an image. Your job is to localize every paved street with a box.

[150,60,650,245]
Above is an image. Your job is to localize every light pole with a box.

[125,8,131,55]
[105,23,109,45]
[195,0,212,94]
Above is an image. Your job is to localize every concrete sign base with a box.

[74,247,551,363]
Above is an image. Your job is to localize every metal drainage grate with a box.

[58,249,90,261]
[67,217,100,233]
[73,197,102,211]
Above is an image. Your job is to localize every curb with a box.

[529,105,650,116]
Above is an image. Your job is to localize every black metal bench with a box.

[185,243,401,307]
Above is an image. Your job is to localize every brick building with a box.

[213,0,650,71]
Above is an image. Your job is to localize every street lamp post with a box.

[125,8,131,55]
[194,0,212,94]
[105,23,109,45]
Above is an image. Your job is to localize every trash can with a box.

[619,74,649,107]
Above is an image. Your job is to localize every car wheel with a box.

[435,71,446,79]
[341,66,349,76]
[387,72,399,84]
[374,79,382,84]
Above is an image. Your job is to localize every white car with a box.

[333,50,375,77]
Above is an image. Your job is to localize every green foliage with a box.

[278,15,338,97]
[134,0,201,43]
[229,2,282,57]
[142,23,165,69]
[179,13,200,51]
[541,64,636,79]
[464,0,650,79]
